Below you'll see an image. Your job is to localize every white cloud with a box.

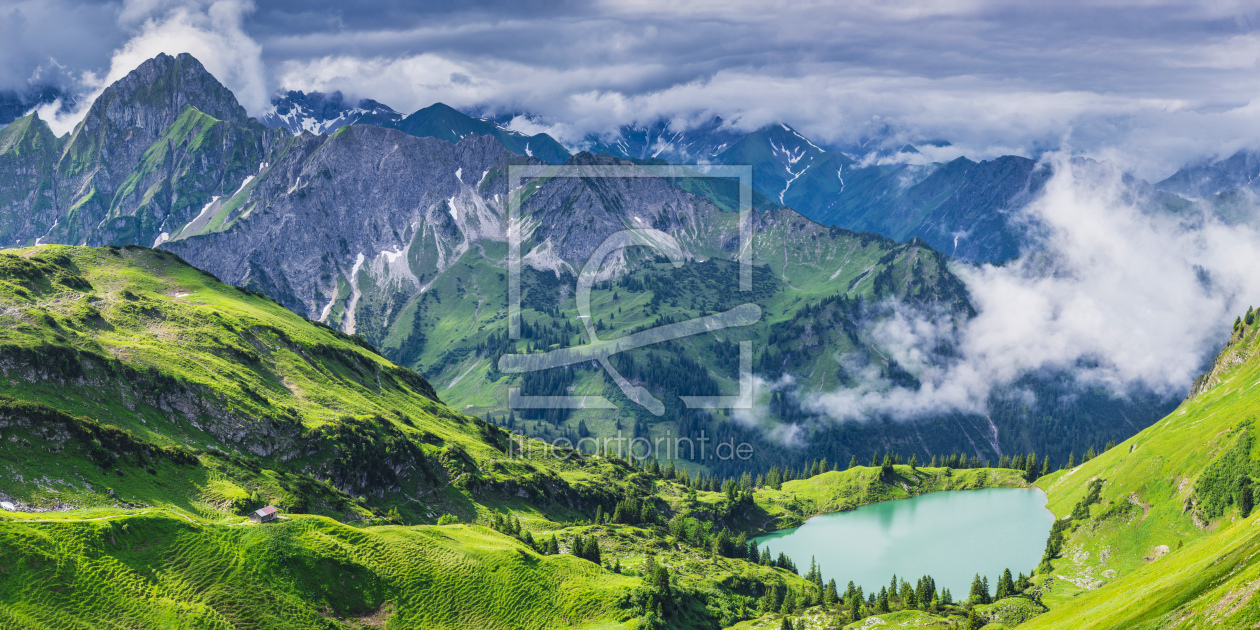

[33,0,266,136]
[807,154,1260,421]
[13,1,1260,177]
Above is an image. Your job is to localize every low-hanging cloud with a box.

[33,0,267,136]
[806,155,1260,422]
[12,1,1260,176]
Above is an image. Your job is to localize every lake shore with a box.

[746,464,1033,535]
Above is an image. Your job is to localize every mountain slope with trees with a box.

[0,52,1174,484]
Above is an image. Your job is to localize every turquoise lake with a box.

[752,488,1055,596]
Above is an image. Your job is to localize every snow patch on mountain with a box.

[341,253,367,334]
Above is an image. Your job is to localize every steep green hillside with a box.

[0,244,497,522]
[1018,313,1260,629]
[0,514,634,630]
[2,244,1008,629]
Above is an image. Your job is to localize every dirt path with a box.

[1127,493,1151,521]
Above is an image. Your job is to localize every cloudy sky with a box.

[6,0,1260,177]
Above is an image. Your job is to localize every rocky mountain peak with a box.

[80,52,248,136]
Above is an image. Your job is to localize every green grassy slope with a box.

[1020,314,1260,629]
[1,242,1208,630]
[0,244,877,629]
[0,514,634,630]
[0,243,508,523]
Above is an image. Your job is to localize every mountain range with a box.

[0,51,1258,629]
[0,53,1182,476]
[263,91,1039,263]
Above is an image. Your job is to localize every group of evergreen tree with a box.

[758,458,834,490]
[758,566,1018,624]
[604,497,659,525]
[636,556,675,628]
[1062,439,1121,469]
[487,512,538,550]
[873,573,948,612]
[1039,477,1105,573]
[569,533,602,564]
[968,573,992,605]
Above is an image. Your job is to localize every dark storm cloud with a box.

[0,0,126,89]
[7,0,1260,175]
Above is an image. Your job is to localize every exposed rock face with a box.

[0,114,62,246]
[165,127,526,319]
[1,52,281,248]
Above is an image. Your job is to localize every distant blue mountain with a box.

[585,117,743,163]
[589,118,1038,262]
[258,90,400,136]
[713,124,1040,262]
[264,94,1041,262]
[1156,150,1260,199]
[259,91,571,164]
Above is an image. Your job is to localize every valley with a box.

[0,43,1257,630]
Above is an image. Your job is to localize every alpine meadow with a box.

[1,2,1260,629]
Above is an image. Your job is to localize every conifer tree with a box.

[849,455,858,469]
[1041,455,1051,477]
[780,587,797,613]
[966,608,984,630]
[909,453,919,469]
[870,453,879,467]
[780,618,794,630]
[996,568,1014,600]
[930,455,938,468]
[849,591,862,621]
[824,578,839,606]
[1024,453,1040,481]
[640,502,657,524]
[584,537,602,564]
[652,565,671,597]
[877,587,890,612]
[969,574,986,604]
